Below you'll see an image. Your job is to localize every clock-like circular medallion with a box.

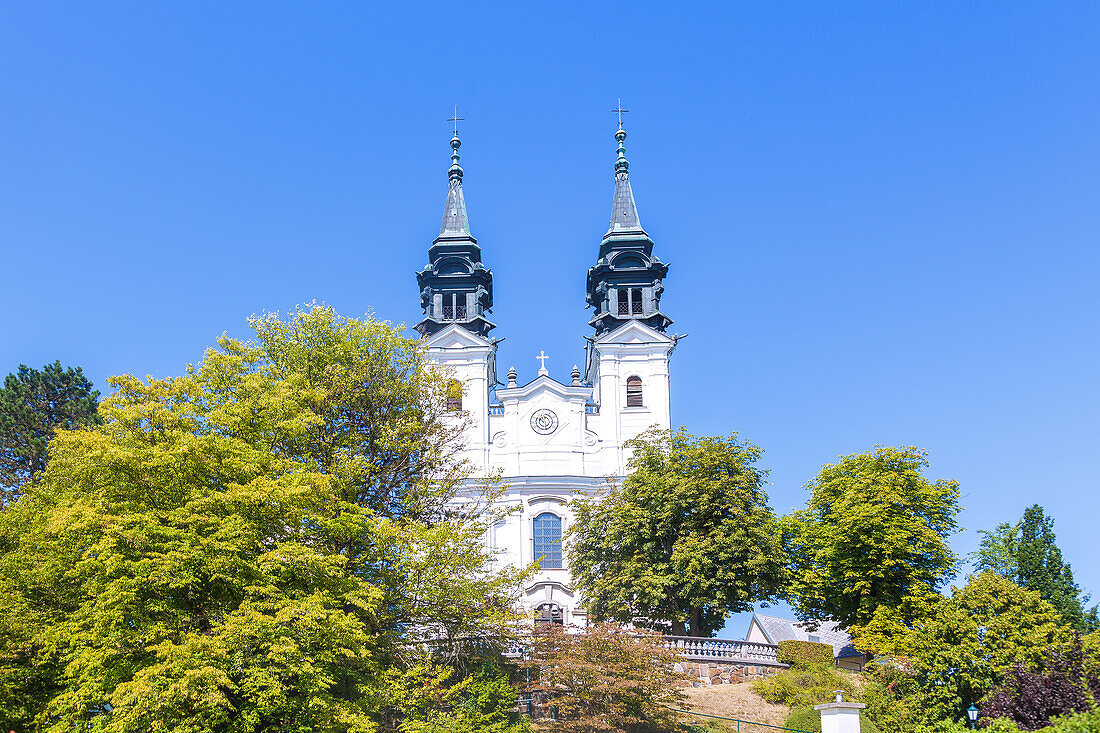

[530,408,559,435]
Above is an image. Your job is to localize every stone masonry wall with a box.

[672,660,784,687]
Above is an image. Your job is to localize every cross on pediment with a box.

[536,350,550,375]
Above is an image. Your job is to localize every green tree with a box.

[0,360,100,505]
[784,446,961,633]
[973,505,1097,632]
[0,306,527,733]
[877,573,1068,728]
[569,428,786,637]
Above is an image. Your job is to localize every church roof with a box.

[606,126,643,236]
[440,134,472,236]
[414,130,495,338]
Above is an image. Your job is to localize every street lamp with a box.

[967,704,979,729]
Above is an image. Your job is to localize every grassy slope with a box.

[680,683,791,729]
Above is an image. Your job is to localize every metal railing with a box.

[668,707,813,732]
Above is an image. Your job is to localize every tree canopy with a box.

[974,505,1098,632]
[862,572,1069,729]
[783,446,961,634]
[0,360,100,505]
[569,428,787,637]
[0,306,527,733]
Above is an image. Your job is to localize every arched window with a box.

[536,602,564,625]
[617,289,629,315]
[532,512,563,569]
[631,288,643,315]
[445,379,463,412]
[626,376,643,407]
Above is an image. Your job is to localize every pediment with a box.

[496,374,591,402]
[595,319,674,346]
[424,323,492,350]
[524,580,575,596]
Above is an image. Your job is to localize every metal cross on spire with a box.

[536,350,550,375]
[611,98,629,129]
[448,105,465,137]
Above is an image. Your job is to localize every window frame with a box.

[532,512,563,569]
[625,375,644,407]
[445,379,463,412]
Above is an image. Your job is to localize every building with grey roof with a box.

[745,612,867,670]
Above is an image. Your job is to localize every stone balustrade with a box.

[662,635,780,664]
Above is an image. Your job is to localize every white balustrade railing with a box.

[433,633,781,664]
[662,635,780,663]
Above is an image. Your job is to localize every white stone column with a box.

[814,701,865,733]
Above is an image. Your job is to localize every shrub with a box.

[784,706,881,733]
[1038,709,1100,732]
[777,640,835,667]
[522,623,686,732]
[785,706,821,732]
[982,636,1100,730]
[751,664,857,708]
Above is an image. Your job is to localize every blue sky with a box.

[2,2,1098,638]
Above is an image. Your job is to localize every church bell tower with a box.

[585,124,672,336]
[415,130,497,473]
[414,133,495,338]
[584,120,676,466]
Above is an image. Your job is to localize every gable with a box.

[595,319,674,346]
[424,322,492,350]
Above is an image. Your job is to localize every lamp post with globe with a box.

[967,704,980,729]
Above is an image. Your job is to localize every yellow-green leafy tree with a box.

[569,428,787,637]
[862,572,1069,731]
[784,446,961,642]
[0,306,528,733]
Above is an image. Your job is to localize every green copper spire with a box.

[416,121,495,338]
[606,124,643,235]
[587,110,671,337]
[440,133,471,236]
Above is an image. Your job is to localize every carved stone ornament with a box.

[529,408,559,435]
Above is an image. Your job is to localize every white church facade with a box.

[414,123,679,626]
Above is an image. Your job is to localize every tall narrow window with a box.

[455,295,467,320]
[532,512,563,569]
[442,293,455,321]
[631,288,643,315]
[626,376,643,407]
[617,289,629,315]
[445,379,463,412]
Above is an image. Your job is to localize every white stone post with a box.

[814,697,865,733]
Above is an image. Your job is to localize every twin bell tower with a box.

[410,108,681,625]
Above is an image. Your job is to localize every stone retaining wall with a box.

[673,660,784,687]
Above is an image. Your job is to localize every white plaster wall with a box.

[427,320,677,624]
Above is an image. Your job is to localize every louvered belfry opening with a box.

[626,376,643,407]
